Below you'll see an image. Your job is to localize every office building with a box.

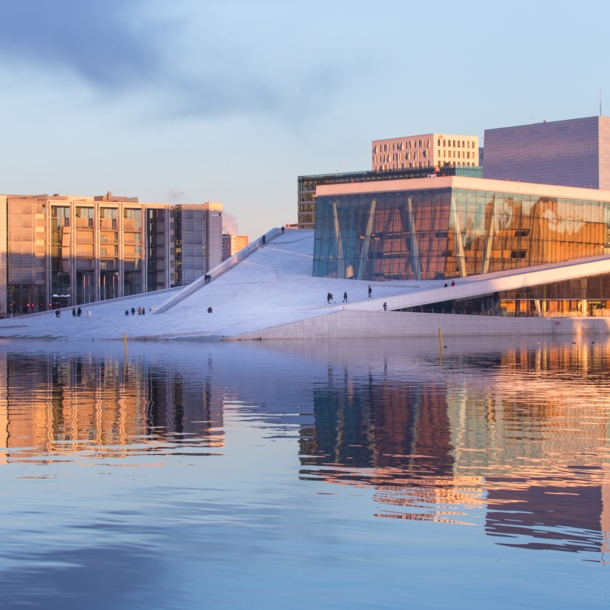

[222,234,249,261]
[0,193,223,316]
[483,116,610,189]
[173,202,223,286]
[297,165,483,229]
[372,133,480,172]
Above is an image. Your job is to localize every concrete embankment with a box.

[229,310,610,341]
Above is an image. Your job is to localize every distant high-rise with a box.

[483,116,610,190]
[222,234,249,261]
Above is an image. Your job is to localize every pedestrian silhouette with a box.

[131,307,135,315]
[327,292,334,304]
[368,286,372,298]
[207,307,213,313]
[77,307,82,317]
[55,310,60,318]
[262,235,266,245]
[125,310,129,316]
[343,292,348,303]
[281,226,285,234]
[383,302,387,311]
[72,308,76,317]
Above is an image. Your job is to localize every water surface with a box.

[0,337,608,609]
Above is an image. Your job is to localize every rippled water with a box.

[0,337,609,609]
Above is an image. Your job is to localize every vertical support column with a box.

[450,193,467,278]
[534,299,542,317]
[0,196,8,318]
[357,198,376,280]
[332,201,345,279]
[94,202,100,302]
[406,196,421,281]
[141,204,147,292]
[481,195,496,275]
[165,207,172,289]
[45,199,52,310]
[118,203,124,298]
[70,200,76,305]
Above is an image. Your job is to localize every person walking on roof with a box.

[368,285,372,298]
[72,308,76,317]
[383,302,387,311]
[327,292,333,304]
[262,235,266,245]
[281,226,285,234]
[77,307,82,317]
[343,292,348,303]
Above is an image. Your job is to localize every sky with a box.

[0,0,609,239]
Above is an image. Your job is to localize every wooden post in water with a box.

[123,332,128,359]
[438,328,443,364]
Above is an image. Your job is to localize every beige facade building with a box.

[372,133,480,172]
[0,193,223,316]
[222,234,249,261]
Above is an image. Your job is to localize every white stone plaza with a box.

[1,228,610,342]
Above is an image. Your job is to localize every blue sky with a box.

[0,0,608,238]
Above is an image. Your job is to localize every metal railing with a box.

[298,165,483,190]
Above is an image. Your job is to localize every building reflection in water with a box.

[299,343,610,557]
[0,352,224,460]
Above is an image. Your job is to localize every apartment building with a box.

[0,193,223,316]
[372,133,480,172]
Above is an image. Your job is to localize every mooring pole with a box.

[438,328,443,365]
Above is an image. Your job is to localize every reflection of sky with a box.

[0,338,609,608]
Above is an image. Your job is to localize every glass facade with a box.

[75,206,95,305]
[51,205,71,308]
[173,208,206,286]
[147,209,166,292]
[123,208,143,297]
[313,187,610,281]
[397,272,610,317]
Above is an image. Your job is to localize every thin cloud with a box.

[0,0,369,122]
[0,0,161,89]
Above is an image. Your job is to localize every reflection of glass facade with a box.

[0,352,224,456]
[313,187,610,281]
